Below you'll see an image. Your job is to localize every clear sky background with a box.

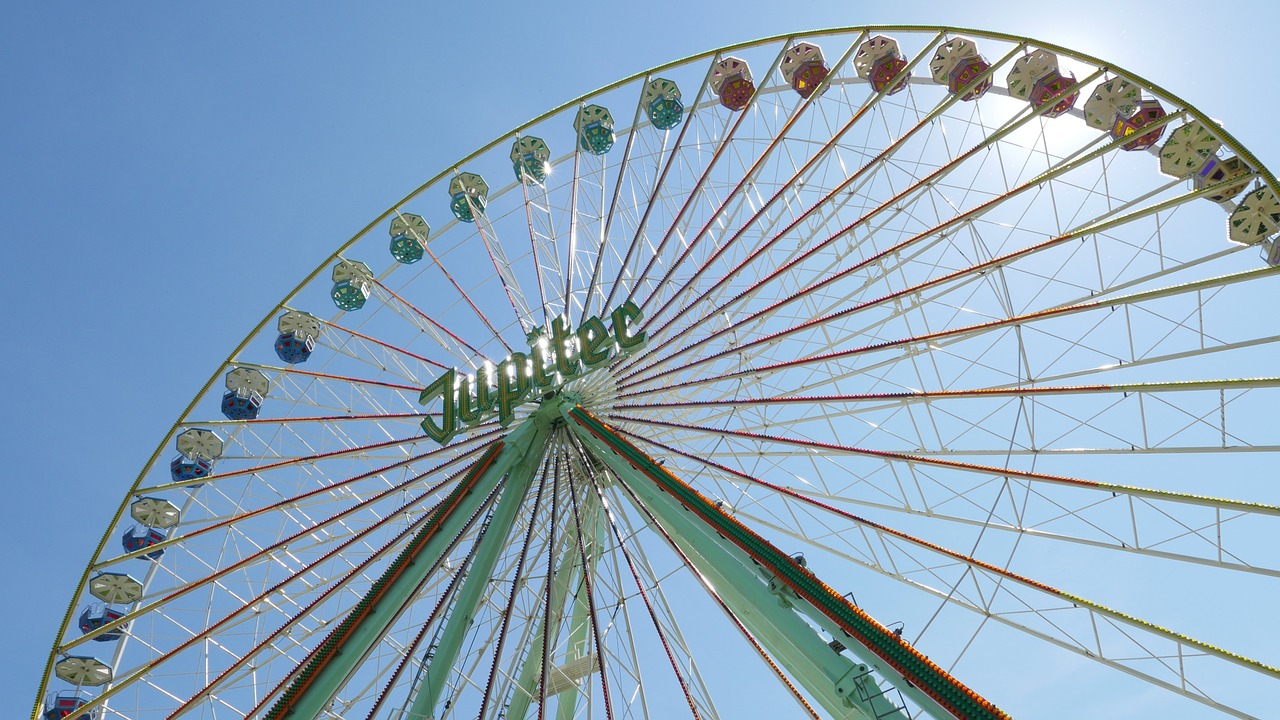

[4,1,1278,715]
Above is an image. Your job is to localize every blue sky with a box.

[5,1,1279,715]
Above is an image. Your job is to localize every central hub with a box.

[417,302,647,444]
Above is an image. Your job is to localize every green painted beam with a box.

[566,406,1009,720]
[405,420,552,719]
[552,569,595,720]
[554,502,607,720]
[502,525,583,720]
[265,414,552,720]
[563,411,896,719]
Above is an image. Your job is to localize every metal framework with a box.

[37,25,1280,720]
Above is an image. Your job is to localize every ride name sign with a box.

[418,301,647,444]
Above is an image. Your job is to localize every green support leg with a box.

[563,411,899,720]
[265,414,553,720]
[405,418,553,719]
[553,502,607,720]
[565,406,1006,720]
[501,524,583,720]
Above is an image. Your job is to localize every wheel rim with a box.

[38,26,1280,720]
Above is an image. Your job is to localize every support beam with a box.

[564,405,1007,720]
[554,502,607,720]
[263,413,553,720]
[502,522,583,720]
[404,430,549,718]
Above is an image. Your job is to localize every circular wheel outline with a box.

[37,24,1280,720]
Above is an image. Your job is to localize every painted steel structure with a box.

[37,26,1280,720]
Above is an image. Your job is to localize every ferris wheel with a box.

[36,26,1280,720]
